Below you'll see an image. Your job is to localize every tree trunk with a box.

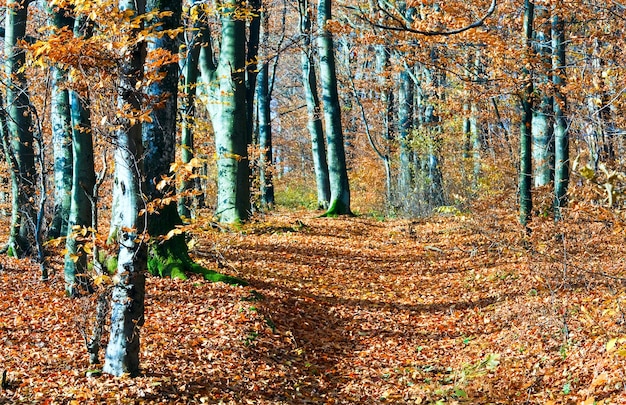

[63,14,96,297]
[519,0,534,227]
[317,0,351,216]
[531,4,554,187]
[257,9,274,209]
[198,0,250,224]
[298,0,330,209]
[48,5,74,239]
[4,0,37,257]
[49,67,73,239]
[552,3,568,219]
[397,68,413,200]
[177,7,201,221]
[103,0,147,378]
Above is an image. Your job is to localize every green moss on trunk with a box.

[147,233,246,286]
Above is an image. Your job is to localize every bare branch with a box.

[356,0,497,37]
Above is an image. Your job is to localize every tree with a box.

[103,0,148,377]
[298,0,330,209]
[4,0,37,257]
[257,4,275,209]
[552,1,568,219]
[198,0,250,224]
[519,0,534,227]
[63,13,97,297]
[317,0,351,216]
[48,5,73,239]
[531,3,554,187]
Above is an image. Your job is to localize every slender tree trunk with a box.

[246,0,261,146]
[317,0,351,215]
[257,8,274,209]
[103,0,147,378]
[63,15,96,297]
[552,3,568,219]
[48,6,74,239]
[519,0,534,227]
[178,27,200,221]
[177,4,205,221]
[198,0,250,224]
[531,4,554,187]
[298,0,330,209]
[398,68,413,200]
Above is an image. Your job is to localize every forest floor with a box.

[2,198,626,404]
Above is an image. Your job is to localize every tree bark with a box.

[519,0,534,227]
[531,4,554,187]
[63,13,97,296]
[103,0,147,378]
[552,3,568,219]
[317,0,351,216]
[257,8,274,209]
[4,0,37,257]
[198,0,250,224]
[47,5,74,239]
[298,0,330,209]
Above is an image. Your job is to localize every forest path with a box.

[1,208,625,403]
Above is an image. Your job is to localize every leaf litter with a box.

[1,203,626,403]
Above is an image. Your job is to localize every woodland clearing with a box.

[1,199,626,404]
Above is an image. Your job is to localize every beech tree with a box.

[48,4,73,239]
[298,0,330,209]
[4,0,37,257]
[197,0,250,224]
[317,0,351,216]
[103,0,148,377]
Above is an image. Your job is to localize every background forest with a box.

[2,0,626,403]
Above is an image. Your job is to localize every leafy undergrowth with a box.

[2,201,626,403]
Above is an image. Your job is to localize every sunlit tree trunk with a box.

[48,6,73,239]
[298,0,330,209]
[198,0,250,223]
[397,68,413,200]
[103,0,147,378]
[317,0,351,215]
[552,3,568,219]
[4,0,37,257]
[257,7,274,209]
[373,34,393,205]
[532,4,554,187]
[178,32,199,220]
[63,15,96,297]
[519,0,534,227]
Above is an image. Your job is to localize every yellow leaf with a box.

[93,275,111,286]
[616,348,626,357]
[70,254,80,263]
[607,338,618,352]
